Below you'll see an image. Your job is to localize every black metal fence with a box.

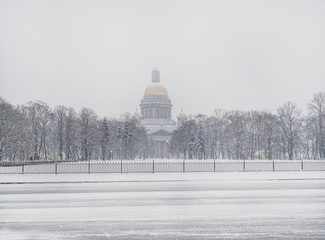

[0,159,324,174]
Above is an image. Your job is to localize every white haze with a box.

[0,0,324,118]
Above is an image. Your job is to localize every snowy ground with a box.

[1,171,325,183]
[1,172,325,239]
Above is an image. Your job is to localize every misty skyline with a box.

[1,0,324,118]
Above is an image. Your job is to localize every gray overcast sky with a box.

[0,0,324,118]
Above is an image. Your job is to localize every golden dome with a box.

[144,84,168,95]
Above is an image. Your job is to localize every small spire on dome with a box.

[152,68,160,83]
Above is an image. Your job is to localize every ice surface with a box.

[1,171,325,184]
[1,174,325,239]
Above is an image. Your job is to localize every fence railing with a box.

[1,159,325,174]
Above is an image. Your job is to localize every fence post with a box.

[214,159,216,172]
[22,162,24,174]
[183,160,185,173]
[88,160,90,174]
[243,159,246,172]
[301,159,304,171]
[273,159,275,171]
[55,162,57,174]
[121,160,123,174]
[152,160,155,173]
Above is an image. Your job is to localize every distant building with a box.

[140,68,177,158]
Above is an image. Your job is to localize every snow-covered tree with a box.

[308,92,325,159]
[24,101,52,160]
[0,98,26,161]
[79,108,98,161]
[100,118,110,160]
[53,106,67,160]
[277,102,302,160]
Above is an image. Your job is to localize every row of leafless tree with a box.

[171,92,325,160]
[0,99,148,161]
[1,92,324,161]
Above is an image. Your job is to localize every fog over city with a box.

[1,2,325,239]
[1,0,324,118]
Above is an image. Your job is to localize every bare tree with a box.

[225,111,247,160]
[24,101,52,160]
[53,106,67,160]
[79,108,98,161]
[171,119,196,159]
[308,92,325,159]
[65,108,78,160]
[213,109,228,159]
[277,102,302,160]
[100,118,110,160]
[0,98,26,161]
[261,112,279,160]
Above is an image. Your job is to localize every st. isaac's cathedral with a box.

[140,68,178,158]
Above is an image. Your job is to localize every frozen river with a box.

[1,177,325,239]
